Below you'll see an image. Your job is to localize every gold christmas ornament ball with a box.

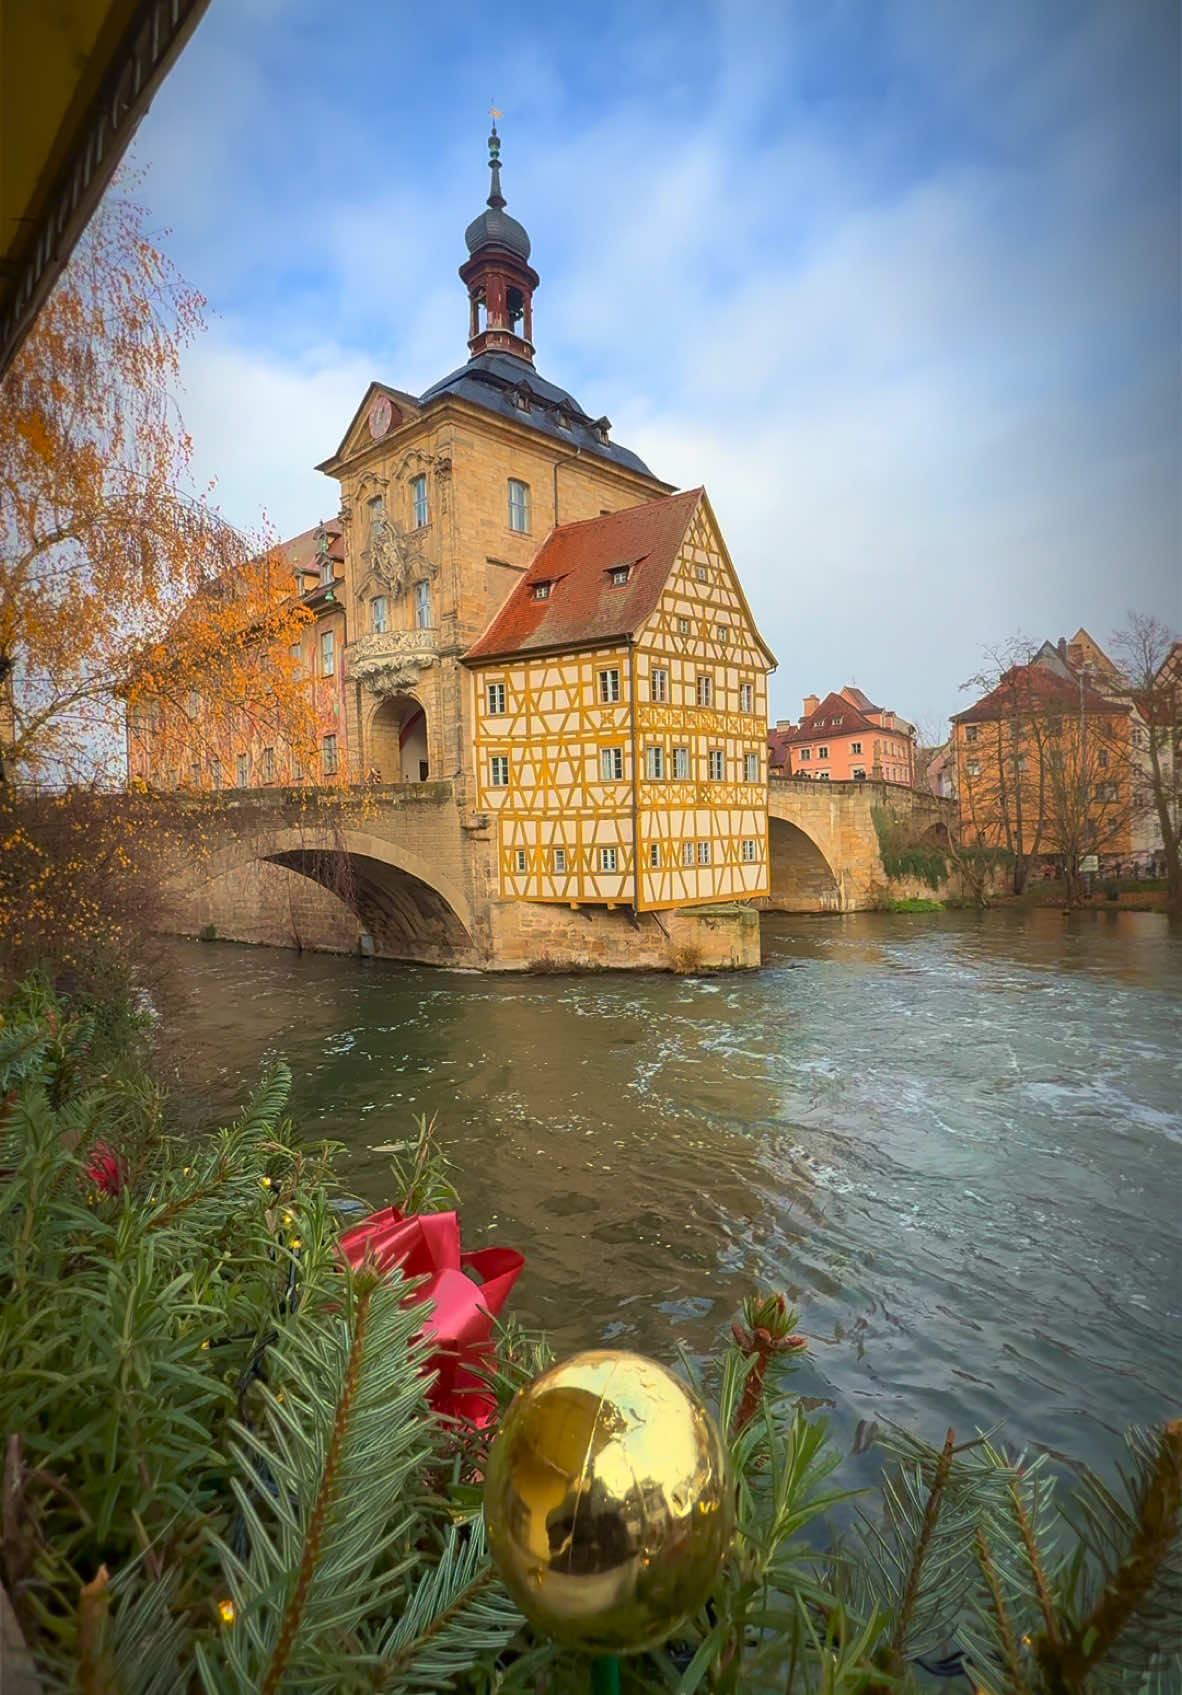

[483,1349,733,1655]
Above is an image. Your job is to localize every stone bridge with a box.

[160,775,957,969]
[764,777,956,912]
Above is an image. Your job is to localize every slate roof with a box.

[951,665,1126,725]
[463,490,705,663]
[419,352,657,478]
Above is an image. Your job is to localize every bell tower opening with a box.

[460,122,539,364]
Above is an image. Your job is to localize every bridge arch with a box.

[197,825,476,962]
[766,816,842,911]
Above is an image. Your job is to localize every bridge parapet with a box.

[765,776,956,911]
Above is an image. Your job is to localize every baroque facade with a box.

[131,127,777,968]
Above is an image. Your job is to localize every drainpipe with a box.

[553,447,582,525]
[627,636,641,925]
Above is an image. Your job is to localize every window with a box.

[415,580,432,628]
[716,624,729,644]
[190,761,201,788]
[1097,781,1119,802]
[818,773,830,781]
[321,736,337,777]
[851,740,862,755]
[1097,749,1109,768]
[1017,755,1029,774]
[599,846,618,872]
[695,564,708,581]
[608,565,630,586]
[740,682,754,713]
[966,758,981,777]
[490,755,510,787]
[598,668,621,703]
[514,849,527,873]
[411,473,428,528]
[682,841,695,866]
[708,749,725,780]
[651,667,669,702]
[744,751,760,782]
[291,755,303,784]
[646,746,665,779]
[673,746,690,779]
[601,746,624,780]
[487,681,506,715]
[649,842,660,868]
[696,674,713,707]
[372,595,388,633]
[818,745,829,759]
[531,581,550,601]
[553,846,567,873]
[852,768,865,779]
[236,753,247,787]
[262,747,275,784]
[678,617,691,634]
[697,840,711,865]
[508,479,530,532]
[800,747,811,761]
[321,631,335,676]
[741,839,757,862]
[965,725,979,744]
[211,757,222,789]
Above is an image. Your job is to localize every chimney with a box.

[775,718,792,732]
[1057,637,1068,661]
[803,694,819,717]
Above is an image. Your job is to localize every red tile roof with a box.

[281,518,345,573]
[775,690,881,745]
[463,490,705,662]
[840,683,879,714]
[952,664,1126,725]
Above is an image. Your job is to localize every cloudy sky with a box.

[129,0,1180,732]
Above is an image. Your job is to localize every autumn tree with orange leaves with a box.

[0,189,316,789]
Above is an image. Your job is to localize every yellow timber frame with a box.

[470,496,773,910]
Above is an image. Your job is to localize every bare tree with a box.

[1109,612,1180,920]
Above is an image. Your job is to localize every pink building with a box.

[769,686,916,786]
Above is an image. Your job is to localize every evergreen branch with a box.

[975,1527,1031,1695]
[261,1271,376,1694]
[1009,1475,1062,1654]
[373,1519,522,1689]
[890,1425,957,1659]
[1051,1419,1182,1689]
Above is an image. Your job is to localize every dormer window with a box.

[513,387,531,412]
[608,565,631,587]
[594,416,611,444]
[555,408,572,431]
[531,581,551,601]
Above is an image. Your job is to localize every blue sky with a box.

[130,0,1180,731]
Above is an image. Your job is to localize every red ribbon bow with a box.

[338,1206,524,1425]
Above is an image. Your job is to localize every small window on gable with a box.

[716,625,729,644]
[608,565,630,587]
[513,388,531,412]
[695,564,708,582]
[678,617,691,635]
[531,581,551,601]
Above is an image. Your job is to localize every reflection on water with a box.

[163,909,1182,1479]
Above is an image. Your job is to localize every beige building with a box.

[136,126,776,967]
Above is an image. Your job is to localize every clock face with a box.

[369,395,394,441]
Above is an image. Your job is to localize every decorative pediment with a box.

[316,382,422,475]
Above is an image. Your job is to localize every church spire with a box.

[460,119,540,365]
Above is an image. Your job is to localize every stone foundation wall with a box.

[165,859,362,954]
[485,898,761,972]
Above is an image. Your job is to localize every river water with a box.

[163,909,1180,1481]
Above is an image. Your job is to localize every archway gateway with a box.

[368,693,429,784]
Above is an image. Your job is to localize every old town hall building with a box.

[133,129,776,969]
